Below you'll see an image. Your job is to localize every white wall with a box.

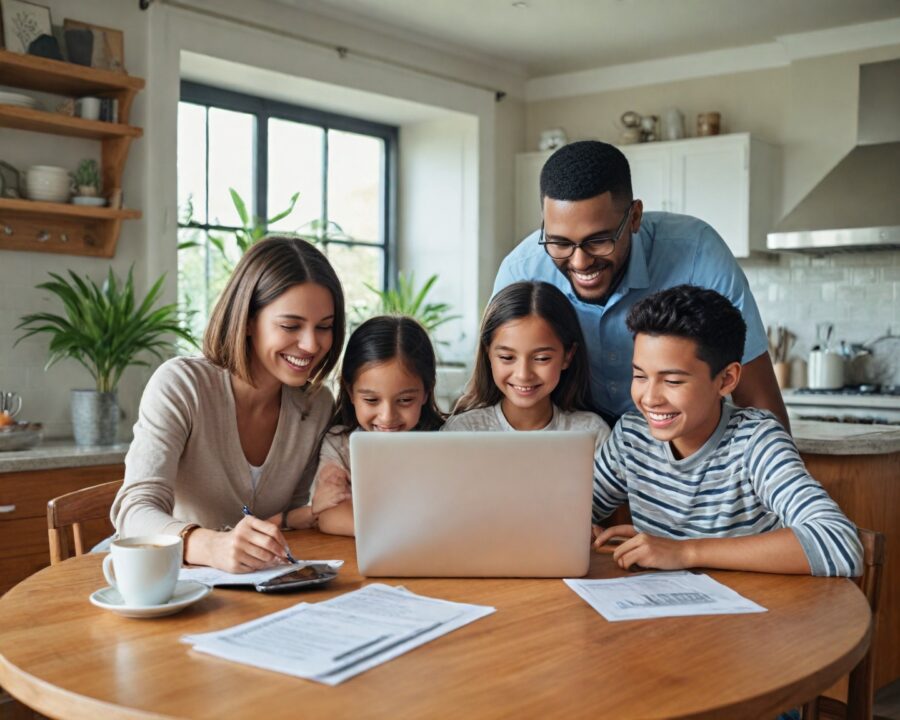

[0,0,527,438]
[398,115,479,363]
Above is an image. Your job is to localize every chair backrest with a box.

[845,527,885,720]
[47,479,124,564]
[803,527,885,720]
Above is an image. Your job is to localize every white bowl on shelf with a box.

[26,165,71,203]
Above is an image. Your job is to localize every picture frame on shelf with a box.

[62,18,124,73]
[1,0,53,54]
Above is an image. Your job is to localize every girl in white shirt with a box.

[445,281,610,450]
[314,315,445,536]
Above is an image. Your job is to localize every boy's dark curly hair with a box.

[626,284,746,376]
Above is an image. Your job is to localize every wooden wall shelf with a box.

[0,50,144,258]
[0,106,142,140]
[0,198,140,220]
[0,199,142,257]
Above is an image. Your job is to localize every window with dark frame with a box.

[176,81,398,343]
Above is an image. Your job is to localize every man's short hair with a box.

[539,141,633,207]
[626,285,747,376]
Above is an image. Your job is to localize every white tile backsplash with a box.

[740,249,900,386]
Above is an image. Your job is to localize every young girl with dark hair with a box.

[445,281,610,449]
[314,315,445,536]
[112,236,348,573]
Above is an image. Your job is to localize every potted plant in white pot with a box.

[70,158,105,207]
[16,267,196,446]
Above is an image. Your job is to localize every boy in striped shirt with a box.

[592,285,862,577]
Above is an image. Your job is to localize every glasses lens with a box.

[543,242,576,259]
[583,238,616,257]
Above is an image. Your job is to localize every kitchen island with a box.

[0,441,127,596]
[794,419,900,690]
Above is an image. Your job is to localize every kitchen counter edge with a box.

[0,440,129,473]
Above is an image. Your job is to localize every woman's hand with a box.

[593,524,692,571]
[186,517,292,573]
[312,465,351,516]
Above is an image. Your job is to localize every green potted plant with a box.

[71,158,105,207]
[353,272,460,339]
[16,267,197,446]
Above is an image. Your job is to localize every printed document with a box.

[565,571,766,621]
[182,583,494,684]
[179,560,343,587]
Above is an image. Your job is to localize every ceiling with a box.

[275,0,900,77]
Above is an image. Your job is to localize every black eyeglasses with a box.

[539,200,636,260]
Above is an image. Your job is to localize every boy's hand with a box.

[593,524,692,571]
[312,465,351,515]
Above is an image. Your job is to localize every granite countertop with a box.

[792,420,900,455]
[0,440,129,473]
[782,391,900,411]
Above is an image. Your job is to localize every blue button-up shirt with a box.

[493,212,767,423]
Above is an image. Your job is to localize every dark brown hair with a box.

[203,236,345,387]
[334,315,445,432]
[626,284,746,376]
[453,281,592,414]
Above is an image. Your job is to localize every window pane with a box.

[207,229,242,312]
[327,130,383,243]
[208,108,255,227]
[177,227,208,352]
[177,102,207,225]
[324,243,383,320]
[268,118,323,233]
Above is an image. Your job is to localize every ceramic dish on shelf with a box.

[0,422,44,452]
[0,91,40,109]
[25,165,70,203]
[72,196,106,207]
[89,580,212,618]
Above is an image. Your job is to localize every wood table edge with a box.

[0,651,173,720]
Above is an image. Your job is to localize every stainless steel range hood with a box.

[767,59,900,253]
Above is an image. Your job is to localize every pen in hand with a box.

[241,505,299,564]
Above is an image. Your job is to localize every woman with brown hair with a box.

[111,236,348,573]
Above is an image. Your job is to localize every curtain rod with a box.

[141,0,508,101]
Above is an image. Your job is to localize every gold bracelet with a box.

[179,523,200,561]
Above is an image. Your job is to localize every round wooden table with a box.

[0,530,871,720]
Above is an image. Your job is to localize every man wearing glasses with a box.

[493,140,789,430]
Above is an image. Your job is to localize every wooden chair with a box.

[46,479,123,564]
[803,528,886,720]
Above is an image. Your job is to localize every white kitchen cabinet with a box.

[514,134,778,258]
[620,133,778,257]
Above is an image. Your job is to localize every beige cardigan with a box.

[111,356,333,537]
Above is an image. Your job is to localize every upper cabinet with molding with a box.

[514,134,778,258]
[620,133,778,257]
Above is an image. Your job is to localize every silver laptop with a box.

[350,431,594,578]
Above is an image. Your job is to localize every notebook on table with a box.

[350,431,595,578]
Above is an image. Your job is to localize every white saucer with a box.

[90,580,212,618]
[72,196,106,207]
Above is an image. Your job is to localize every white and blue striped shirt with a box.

[593,404,862,577]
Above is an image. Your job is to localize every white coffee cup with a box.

[102,535,182,606]
[76,96,101,121]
